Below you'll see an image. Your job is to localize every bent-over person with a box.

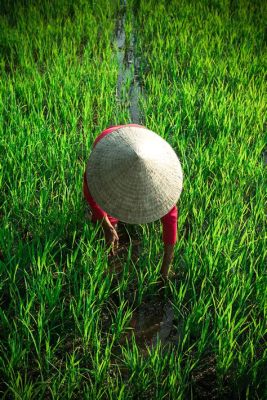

[83,124,183,279]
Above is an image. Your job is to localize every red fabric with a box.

[93,124,143,147]
[83,124,178,245]
[161,205,178,245]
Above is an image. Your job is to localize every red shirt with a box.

[83,124,178,245]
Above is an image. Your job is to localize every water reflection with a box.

[127,298,175,350]
[115,0,142,124]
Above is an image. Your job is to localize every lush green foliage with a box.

[0,0,266,398]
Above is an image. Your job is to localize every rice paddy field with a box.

[0,0,266,398]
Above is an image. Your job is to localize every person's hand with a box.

[102,217,119,256]
[104,225,119,256]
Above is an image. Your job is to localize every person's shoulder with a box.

[93,124,146,147]
[93,127,117,147]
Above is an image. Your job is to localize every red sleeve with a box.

[83,172,107,221]
[161,205,178,245]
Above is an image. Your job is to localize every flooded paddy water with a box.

[108,300,182,380]
[124,298,178,351]
[115,0,142,124]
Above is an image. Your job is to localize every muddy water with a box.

[109,297,181,379]
[115,3,126,103]
[115,0,142,124]
[263,150,267,166]
[126,298,176,350]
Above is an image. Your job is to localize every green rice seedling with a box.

[109,300,133,342]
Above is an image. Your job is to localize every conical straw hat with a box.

[86,126,183,224]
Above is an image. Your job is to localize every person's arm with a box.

[83,173,107,220]
[83,173,119,254]
[161,244,175,278]
[160,205,178,278]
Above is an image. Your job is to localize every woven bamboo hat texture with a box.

[86,126,183,224]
